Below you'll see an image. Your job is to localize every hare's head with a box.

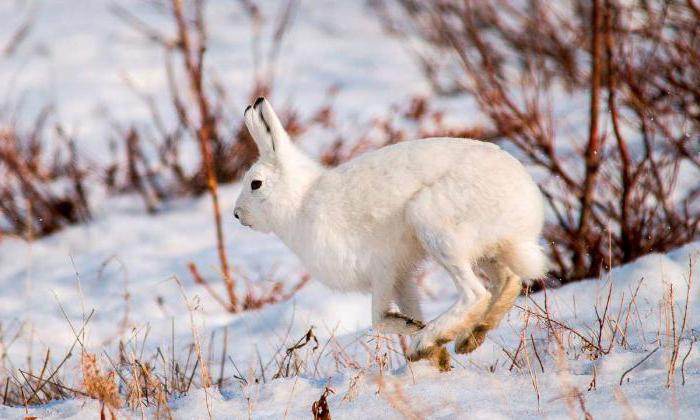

[234,98,321,234]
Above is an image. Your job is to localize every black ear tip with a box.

[244,104,252,114]
[254,97,265,107]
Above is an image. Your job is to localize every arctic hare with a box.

[234,97,546,361]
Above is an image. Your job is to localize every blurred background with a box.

[1,0,698,285]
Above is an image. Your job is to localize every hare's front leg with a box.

[395,277,424,326]
[372,277,425,335]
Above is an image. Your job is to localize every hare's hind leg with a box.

[454,258,522,354]
[407,260,491,361]
[405,201,491,360]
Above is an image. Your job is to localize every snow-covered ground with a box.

[1,0,699,419]
[0,179,698,418]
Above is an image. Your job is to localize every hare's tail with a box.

[500,241,547,283]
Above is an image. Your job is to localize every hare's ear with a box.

[244,97,291,159]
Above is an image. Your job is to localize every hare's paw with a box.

[454,325,488,354]
[375,312,424,335]
[406,331,451,372]
[407,326,443,360]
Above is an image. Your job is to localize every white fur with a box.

[234,98,547,359]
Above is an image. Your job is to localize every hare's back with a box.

[318,138,532,218]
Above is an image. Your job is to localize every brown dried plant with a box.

[0,108,92,239]
[81,352,121,419]
[374,0,700,282]
[311,385,334,420]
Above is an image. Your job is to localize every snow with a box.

[1,0,699,418]
[0,178,698,418]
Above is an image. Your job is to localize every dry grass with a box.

[0,259,696,418]
[81,352,121,419]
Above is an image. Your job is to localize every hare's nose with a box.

[234,209,241,220]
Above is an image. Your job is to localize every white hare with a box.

[234,97,547,361]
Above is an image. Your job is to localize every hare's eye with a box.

[251,180,263,190]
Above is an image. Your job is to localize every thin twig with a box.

[619,346,660,385]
